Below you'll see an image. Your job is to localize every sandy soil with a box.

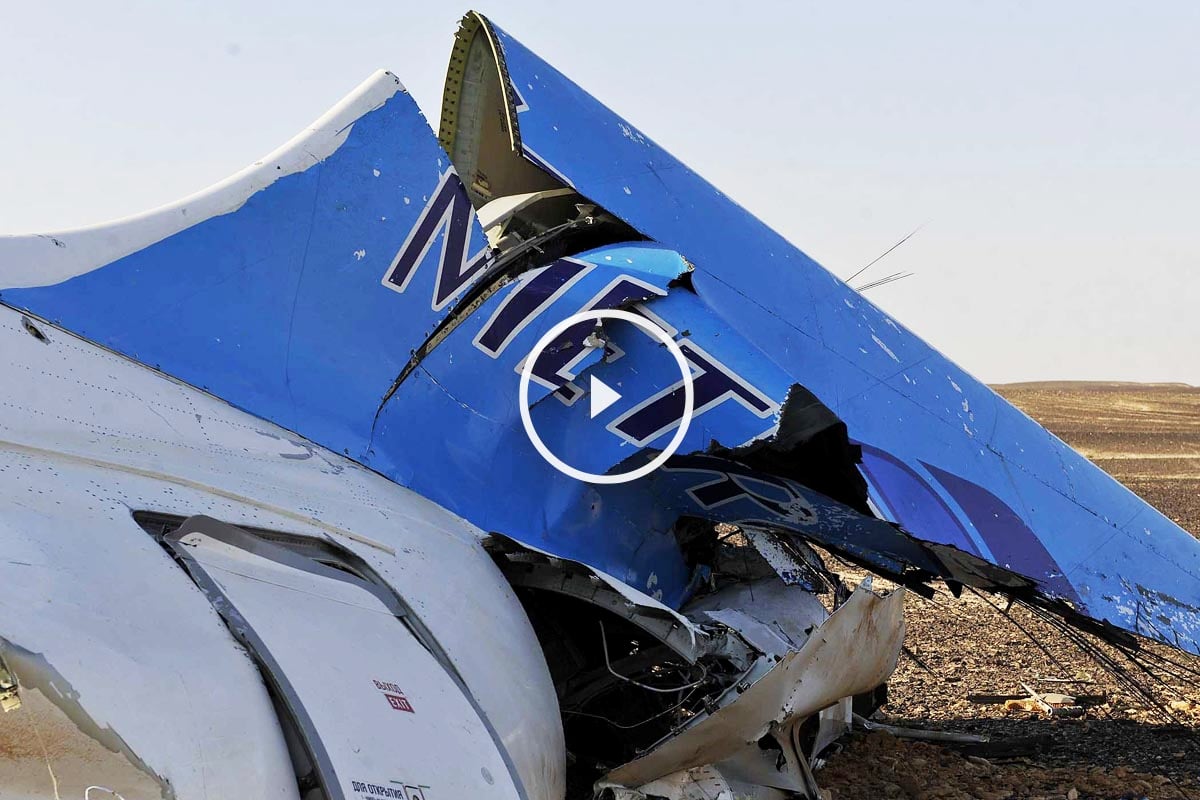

[818,382,1200,800]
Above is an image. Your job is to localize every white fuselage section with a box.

[0,303,564,800]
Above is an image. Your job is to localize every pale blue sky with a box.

[2,2,1196,384]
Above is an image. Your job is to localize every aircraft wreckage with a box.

[0,10,1196,800]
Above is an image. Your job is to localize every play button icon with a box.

[518,309,695,485]
[588,375,622,419]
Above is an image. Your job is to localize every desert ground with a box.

[819,382,1200,800]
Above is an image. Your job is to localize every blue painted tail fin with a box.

[4,21,1198,659]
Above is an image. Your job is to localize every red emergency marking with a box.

[385,692,414,713]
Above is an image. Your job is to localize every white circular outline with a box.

[518,309,694,485]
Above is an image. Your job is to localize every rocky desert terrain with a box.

[819,382,1200,800]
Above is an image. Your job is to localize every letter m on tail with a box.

[382,168,489,310]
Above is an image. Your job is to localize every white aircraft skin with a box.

[0,299,902,800]
[3,12,1198,799]
[0,303,564,800]
[0,61,907,800]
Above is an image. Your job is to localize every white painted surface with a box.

[589,375,622,418]
[176,527,519,799]
[686,579,829,655]
[0,305,564,800]
[477,188,576,245]
[0,71,404,289]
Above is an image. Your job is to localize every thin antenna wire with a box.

[845,225,924,285]
[856,270,907,290]
[856,271,915,293]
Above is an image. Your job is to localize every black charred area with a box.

[20,315,49,343]
[505,588,739,798]
[667,268,695,293]
[672,515,843,597]
[692,385,1102,612]
[482,537,762,797]
[709,384,872,515]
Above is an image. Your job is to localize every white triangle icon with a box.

[589,375,622,419]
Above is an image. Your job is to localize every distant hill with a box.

[992,380,1197,391]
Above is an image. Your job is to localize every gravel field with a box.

[819,382,1200,800]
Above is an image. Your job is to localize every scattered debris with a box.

[1168,700,1198,715]
[854,714,990,745]
[1005,682,1085,718]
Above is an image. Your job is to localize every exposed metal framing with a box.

[439,11,521,157]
